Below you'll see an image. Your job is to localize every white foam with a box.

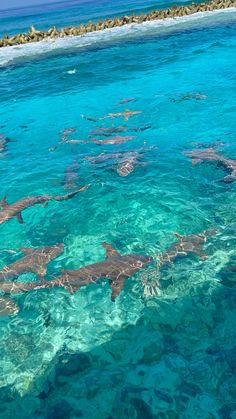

[0,7,235,67]
[67,68,77,74]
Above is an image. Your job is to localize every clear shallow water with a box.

[0,4,236,418]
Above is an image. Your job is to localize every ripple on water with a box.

[0,6,236,418]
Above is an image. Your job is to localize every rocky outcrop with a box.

[0,0,235,48]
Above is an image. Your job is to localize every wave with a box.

[0,7,235,67]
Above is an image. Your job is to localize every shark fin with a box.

[173,232,182,240]
[102,242,120,259]
[0,196,9,209]
[110,276,126,301]
[192,158,202,166]
[20,247,35,255]
[15,212,24,224]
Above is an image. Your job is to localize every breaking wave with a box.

[0,7,235,67]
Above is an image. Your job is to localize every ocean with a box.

[0,0,236,417]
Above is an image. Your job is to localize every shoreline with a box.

[0,7,235,67]
[0,0,235,48]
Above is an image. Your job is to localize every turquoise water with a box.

[0,3,236,418]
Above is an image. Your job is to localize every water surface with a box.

[0,4,236,418]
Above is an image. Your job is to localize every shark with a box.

[116,151,140,177]
[89,125,151,137]
[79,135,135,146]
[158,229,217,268]
[0,244,64,281]
[184,148,236,183]
[0,185,89,225]
[86,147,153,176]
[0,230,217,311]
[0,242,153,301]
[170,92,207,102]
[101,110,141,122]
[61,128,76,135]
[116,98,137,105]
[82,110,141,122]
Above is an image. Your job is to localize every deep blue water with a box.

[0,1,236,418]
[0,0,203,36]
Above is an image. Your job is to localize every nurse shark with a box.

[0,230,216,305]
[0,244,64,281]
[0,185,89,225]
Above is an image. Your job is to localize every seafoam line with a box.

[0,7,235,67]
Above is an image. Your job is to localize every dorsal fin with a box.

[15,212,24,224]
[192,158,202,166]
[173,232,182,241]
[20,247,35,255]
[102,242,120,259]
[0,196,9,209]
[110,275,126,301]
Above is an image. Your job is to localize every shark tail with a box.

[54,184,90,201]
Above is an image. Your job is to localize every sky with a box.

[0,0,62,11]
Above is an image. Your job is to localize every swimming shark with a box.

[116,98,137,105]
[0,242,153,301]
[184,148,236,183]
[86,147,154,176]
[170,92,207,102]
[61,128,76,136]
[101,110,142,122]
[0,185,89,225]
[158,229,217,268]
[190,141,226,149]
[116,151,139,177]
[81,115,98,122]
[0,230,216,308]
[82,110,141,122]
[79,135,135,145]
[86,150,139,175]
[60,127,77,142]
[0,244,64,281]
[89,125,151,137]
